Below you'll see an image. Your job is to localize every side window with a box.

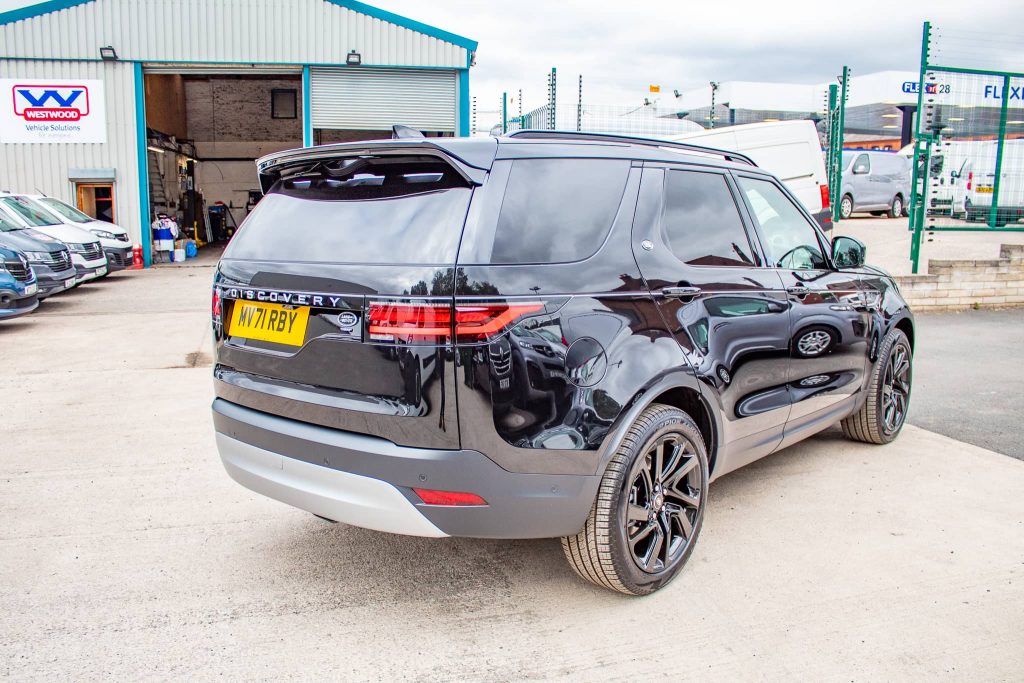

[662,169,756,267]
[853,153,871,175]
[736,176,827,271]
[487,158,631,264]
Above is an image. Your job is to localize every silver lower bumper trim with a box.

[216,433,447,538]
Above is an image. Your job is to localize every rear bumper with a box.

[212,398,599,539]
[811,207,833,232]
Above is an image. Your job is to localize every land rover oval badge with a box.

[337,311,359,329]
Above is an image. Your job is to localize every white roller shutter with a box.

[310,67,457,132]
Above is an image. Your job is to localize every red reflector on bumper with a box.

[413,488,488,506]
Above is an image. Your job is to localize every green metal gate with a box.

[824,66,850,224]
[909,22,1024,273]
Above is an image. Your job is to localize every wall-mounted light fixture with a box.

[99,45,118,60]
[346,50,361,66]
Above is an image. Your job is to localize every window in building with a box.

[271,88,298,119]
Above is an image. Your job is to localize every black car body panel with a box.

[211,132,913,539]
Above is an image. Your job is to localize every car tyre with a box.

[888,195,903,219]
[561,403,708,596]
[840,194,854,220]
[841,328,912,444]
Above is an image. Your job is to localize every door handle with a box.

[786,284,810,297]
[662,286,702,300]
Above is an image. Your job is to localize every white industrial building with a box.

[668,71,929,147]
[0,0,476,265]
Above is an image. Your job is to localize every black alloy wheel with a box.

[842,328,913,444]
[624,433,703,574]
[881,342,911,434]
[562,404,709,595]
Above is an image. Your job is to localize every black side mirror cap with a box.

[832,236,866,268]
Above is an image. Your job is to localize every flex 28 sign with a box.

[0,78,106,143]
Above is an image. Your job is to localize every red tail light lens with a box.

[413,488,488,506]
[819,183,830,210]
[367,301,452,342]
[366,300,544,344]
[454,302,544,342]
[212,289,221,320]
[967,171,973,191]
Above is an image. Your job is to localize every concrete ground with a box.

[2,259,1023,681]
[835,215,1024,275]
[910,307,1024,460]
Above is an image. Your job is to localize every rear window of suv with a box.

[462,158,631,264]
[222,156,473,265]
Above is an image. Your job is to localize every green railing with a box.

[908,22,1024,273]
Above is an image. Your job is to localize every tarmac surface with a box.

[2,258,1022,681]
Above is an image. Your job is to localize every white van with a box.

[0,194,108,283]
[24,195,134,270]
[670,120,832,229]
[901,140,1024,223]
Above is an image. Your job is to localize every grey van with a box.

[839,151,911,219]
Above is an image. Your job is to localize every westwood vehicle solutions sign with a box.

[1,79,106,143]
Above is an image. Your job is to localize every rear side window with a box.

[662,170,756,267]
[477,158,630,264]
[222,156,472,265]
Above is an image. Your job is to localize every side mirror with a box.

[852,164,869,175]
[832,236,866,268]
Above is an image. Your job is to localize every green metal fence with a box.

[824,67,850,224]
[909,22,1024,273]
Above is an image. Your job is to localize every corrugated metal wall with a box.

[0,60,141,243]
[311,67,456,131]
[0,0,469,68]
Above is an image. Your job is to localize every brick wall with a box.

[185,76,302,149]
[894,244,1024,310]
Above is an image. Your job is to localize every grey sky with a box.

[376,0,1024,115]
[3,0,1023,117]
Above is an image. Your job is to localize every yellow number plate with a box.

[976,186,994,193]
[228,300,310,346]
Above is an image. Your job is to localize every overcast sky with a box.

[3,0,1023,117]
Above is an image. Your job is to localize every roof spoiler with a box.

[505,130,757,167]
[255,140,492,194]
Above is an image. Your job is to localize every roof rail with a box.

[504,129,757,167]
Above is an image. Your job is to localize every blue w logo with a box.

[16,89,83,108]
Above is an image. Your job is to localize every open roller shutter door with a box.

[310,67,457,132]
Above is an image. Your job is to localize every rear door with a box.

[631,164,792,471]
[732,173,872,448]
[213,149,482,449]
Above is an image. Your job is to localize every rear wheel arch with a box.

[650,387,717,474]
[597,377,719,477]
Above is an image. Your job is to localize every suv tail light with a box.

[212,289,221,321]
[453,302,544,342]
[967,171,973,191]
[819,183,830,211]
[367,300,544,344]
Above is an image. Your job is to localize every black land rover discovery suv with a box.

[211,131,914,595]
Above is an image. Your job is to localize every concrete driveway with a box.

[2,262,1022,681]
